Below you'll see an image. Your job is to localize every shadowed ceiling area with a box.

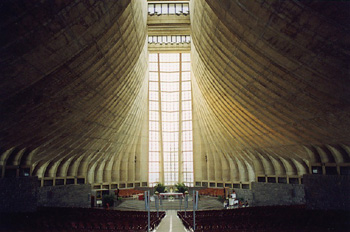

[0,0,349,186]
[190,0,350,182]
[0,0,149,184]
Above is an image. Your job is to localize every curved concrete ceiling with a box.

[191,0,350,182]
[0,0,349,185]
[0,0,149,183]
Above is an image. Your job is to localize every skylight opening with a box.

[148,3,189,16]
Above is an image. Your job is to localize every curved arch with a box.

[340,144,350,162]
[214,151,223,181]
[32,160,50,178]
[11,148,27,166]
[87,161,98,184]
[327,144,349,163]
[44,159,63,177]
[315,145,334,163]
[292,158,309,176]
[303,145,321,163]
[104,156,115,183]
[229,153,240,182]
[77,153,91,177]
[56,157,76,177]
[66,155,82,177]
[3,147,21,166]
[119,153,128,183]
[111,153,122,182]
[221,153,231,182]
[257,152,275,176]
[234,157,248,182]
[86,150,108,182]
[280,157,298,176]
[270,155,286,176]
[19,149,31,166]
[244,159,255,182]
[23,148,39,166]
[207,148,216,181]
[126,151,134,183]
[94,159,106,184]
[247,150,264,176]
[0,147,16,167]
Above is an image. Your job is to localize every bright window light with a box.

[148,53,193,187]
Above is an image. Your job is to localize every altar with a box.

[159,192,184,199]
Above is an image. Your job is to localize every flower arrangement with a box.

[175,182,189,194]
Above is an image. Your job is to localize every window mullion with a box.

[149,52,193,187]
[179,53,183,184]
[157,53,164,185]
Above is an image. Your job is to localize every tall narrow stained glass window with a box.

[149,53,194,187]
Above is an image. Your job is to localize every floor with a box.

[153,210,189,232]
[114,195,223,211]
[112,195,224,231]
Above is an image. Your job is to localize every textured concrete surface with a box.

[0,0,349,193]
[0,178,91,212]
[250,182,305,206]
[190,0,350,185]
[38,184,91,208]
[304,174,350,210]
[0,177,38,213]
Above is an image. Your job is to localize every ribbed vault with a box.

[190,0,350,183]
[0,0,349,187]
[0,0,149,185]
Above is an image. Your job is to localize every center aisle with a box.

[154,210,188,232]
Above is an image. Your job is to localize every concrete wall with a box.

[251,182,305,206]
[235,188,254,204]
[38,184,91,208]
[0,177,91,212]
[304,174,350,210]
[234,182,305,207]
[0,177,39,213]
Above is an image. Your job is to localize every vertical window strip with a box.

[149,53,193,187]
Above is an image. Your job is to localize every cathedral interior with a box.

[0,0,349,219]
